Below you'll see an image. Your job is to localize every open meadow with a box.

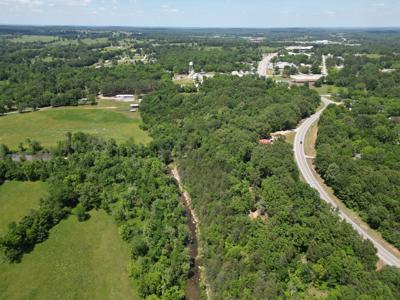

[312,84,348,95]
[0,100,151,150]
[0,181,48,236]
[0,210,138,300]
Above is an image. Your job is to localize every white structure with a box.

[188,62,207,84]
[189,61,194,75]
[130,103,139,112]
[275,62,296,69]
[285,46,313,51]
[290,74,323,83]
[231,70,244,77]
[288,51,312,57]
[116,94,134,100]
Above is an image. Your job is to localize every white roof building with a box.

[290,74,323,83]
[231,70,245,77]
[116,94,134,99]
[285,46,314,51]
[275,62,297,69]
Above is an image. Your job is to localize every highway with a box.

[294,96,400,267]
[257,53,277,77]
[321,55,328,76]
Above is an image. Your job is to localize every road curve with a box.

[294,96,400,267]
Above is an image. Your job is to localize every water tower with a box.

[189,61,194,75]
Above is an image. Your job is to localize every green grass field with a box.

[10,35,59,43]
[0,181,48,236]
[259,46,279,53]
[366,53,382,59]
[312,84,348,95]
[0,100,151,149]
[173,77,195,86]
[0,210,138,300]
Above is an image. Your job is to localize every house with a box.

[259,139,273,145]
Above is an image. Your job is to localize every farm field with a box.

[0,210,138,300]
[0,181,48,236]
[0,100,151,149]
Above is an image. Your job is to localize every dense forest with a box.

[0,133,189,299]
[141,76,400,299]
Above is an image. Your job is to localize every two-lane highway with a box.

[294,96,400,267]
[257,53,277,77]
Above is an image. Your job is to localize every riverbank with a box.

[170,165,210,300]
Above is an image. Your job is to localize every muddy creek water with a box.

[171,166,201,300]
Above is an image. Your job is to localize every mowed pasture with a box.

[0,181,48,236]
[0,210,138,300]
[312,84,348,95]
[0,100,151,149]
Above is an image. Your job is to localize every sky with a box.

[0,0,399,28]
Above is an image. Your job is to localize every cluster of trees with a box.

[0,40,164,113]
[141,76,400,299]
[0,133,189,299]
[316,99,400,248]
[324,54,400,98]
[325,56,344,69]
[156,46,261,74]
[316,46,400,248]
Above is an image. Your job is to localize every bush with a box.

[73,203,89,222]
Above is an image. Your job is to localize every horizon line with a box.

[1,24,400,30]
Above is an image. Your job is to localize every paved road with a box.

[294,96,400,267]
[257,53,278,77]
[321,55,328,76]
